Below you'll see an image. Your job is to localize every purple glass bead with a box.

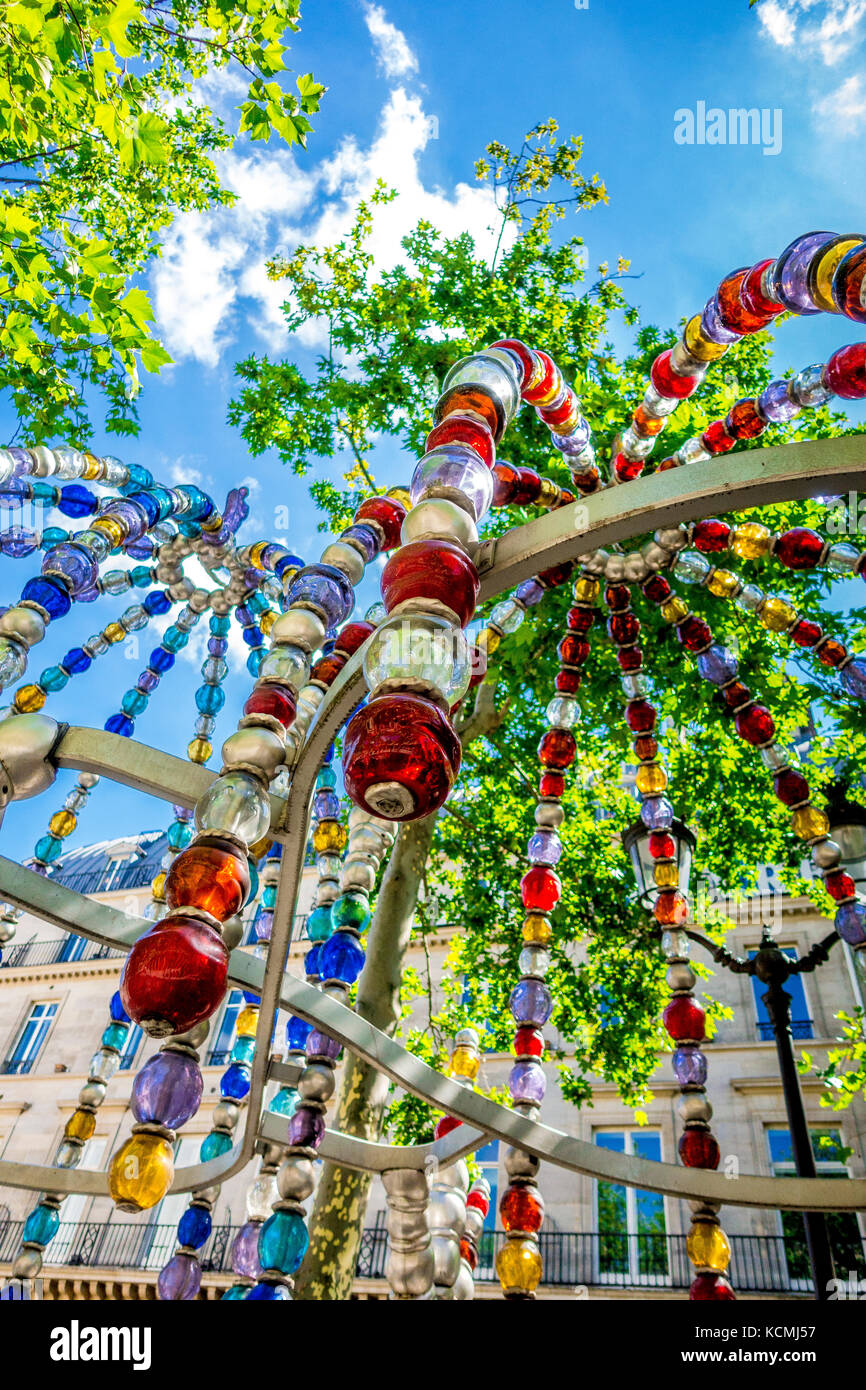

[835,901,866,945]
[1,528,38,558]
[42,542,97,596]
[306,1029,341,1061]
[221,485,250,537]
[758,379,800,424]
[126,537,154,560]
[527,829,562,865]
[208,636,229,657]
[841,657,866,700]
[509,978,553,1026]
[231,1220,263,1279]
[340,523,381,563]
[288,1104,326,1148]
[700,296,740,345]
[101,498,148,543]
[157,1252,201,1301]
[771,231,834,314]
[508,1060,547,1103]
[137,669,159,693]
[551,415,592,454]
[640,796,674,831]
[76,585,99,603]
[285,564,354,627]
[410,445,494,522]
[515,578,546,608]
[8,446,32,475]
[696,644,738,685]
[131,1050,203,1129]
[672,1046,707,1086]
[254,909,274,942]
[235,603,254,627]
[313,788,341,820]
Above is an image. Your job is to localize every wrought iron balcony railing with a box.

[0,938,125,970]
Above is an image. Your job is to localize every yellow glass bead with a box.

[636,763,667,795]
[65,1108,96,1143]
[811,237,862,314]
[386,486,412,511]
[260,609,277,636]
[249,541,270,571]
[476,627,501,656]
[538,478,560,507]
[573,576,600,604]
[103,622,125,644]
[706,569,741,599]
[91,515,126,547]
[49,810,76,838]
[201,512,223,533]
[14,684,46,713]
[81,452,103,480]
[683,315,729,362]
[248,834,273,861]
[792,804,829,842]
[653,861,679,890]
[187,738,212,764]
[450,1045,480,1081]
[660,597,689,625]
[236,1005,259,1038]
[313,820,348,854]
[523,913,552,946]
[686,1221,731,1273]
[758,597,797,633]
[496,1237,543,1294]
[151,872,166,902]
[731,522,771,560]
[108,1132,174,1213]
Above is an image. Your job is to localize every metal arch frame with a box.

[2,436,866,1208]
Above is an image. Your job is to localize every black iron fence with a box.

[0,1220,859,1294]
[0,938,125,970]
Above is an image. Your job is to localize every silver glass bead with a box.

[535,799,564,829]
[277,1156,315,1202]
[679,1093,713,1124]
[78,1080,107,1107]
[222,916,244,951]
[0,712,59,801]
[666,962,695,991]
[655,526,687,552]
[298,1063,336,1102]
[213,1101,240,1130]
[269,609,327,652]
[319,541,365,586]
[13,1248,43,1278]
[401,497,478,548]
[677,438,711,466]
[641,540,668,570]
[0,605,46,648]
[221,726,285,778]
[504,1145,540,1179]
[622,552,650,582]
[812,838,842,870]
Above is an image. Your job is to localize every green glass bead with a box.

[200,1131,232,1162]
[40,665,69,692]
[167,819,194,851]
[232,1036,255,1065]
[306,905,333,942]
[332,892,371,933]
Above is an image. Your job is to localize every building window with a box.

[207,989,243,1066]
[59,934,88,963]
[3,1001,58,1074]
[749,948,812,1040]
[118,1023,143,1071]
[768,1127,864,1287]
[594,1130,669,1284]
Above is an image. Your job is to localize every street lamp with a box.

[824,781,866,898]
[622,816,696,907]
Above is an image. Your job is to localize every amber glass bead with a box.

[235,1004,259,1037]
[680,1129,721,1170]
[354,497,406,550]
[165,839,250,921]
[14,683,45,713]
[818,639,848,667]
[657,456,678,471]
[687,1221,731,1270]
[726,398,765,440]
[677,615,711,651]
[311,653,347,686]
[380,539,479,628]
[705,569,739,599]
[734,703,775,745]
[690,1273,736,1301]
[450,1045,480,1081]
[792,804,829,841]
[775,526,823,569]
[476,627,500,657]
[538,728,576,770]
[702,421,735,455]
[49,810,76,838]
[625,699,656,733]
[313,819,348,854]
[683,315,728,362]
[260,610,276,636]
[496,1237,543,1295]
[633,404,666,437]
[103,622,126,644]
[555,670,581,695]
[537,478,560,507]
[636,763,667,795]
[249,541,270,570]
[460,1238,477,1271]
[573,576,600,604]
[65,1108,96,1143]
[386,486,412,511]
[435,384,503,441]
[809,236,862,313]
[109,1132,174,1213]
[660,597,689,625]
[604,582,629,610]
[653,862,679,890]
[773,768,810,807]
[723,680,751,710]
[81,452,102,479]
[523,914,552,945]
[654,889,688,925]
[187,738,212,764]
[500,1184,544,1233]
[343,692,461,821]
[731,522,771,560]
[758,597,797,633]
[717,266,776,333]
[634,735,658,761]
[91,515,126,547]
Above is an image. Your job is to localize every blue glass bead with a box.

[232,1036,256,1066]
[246,1281,290,1301]
[516,578,546,607]
[124,490,160,529]
[235,604,254,627]
[125,538,154,561]
[0,478,29,506]
[221,1284,249,1300]
[42,542,97,596]
[41,528,69,547]
[269,1086,299,1117]
[40,665,68,692]
[131,566,153,588]
[509,978,553,1026]
[34,834,62,864]
[696,644,739,685]
[305,944,322,979]
[101,1022,128,1050]
[175,485,214,521]
[167,819,194,851]
[105,713,134,737]
[195,683,225,715]
[210,615,231,636]
[841,657,866,701]
[125,464,155,490]
[314,788,340,820]
[836,901,866,945]
[319,930,365,984]
[246,648,267,677]
[274,553,304,579]
[242,625,263,648]
[22,575,71,619]
[110,990,130,1023]
[76,585,99,603]
[58,484,98,518]
[258,1210,309,1275]
[121,689,148,717]
[162,626,188,653]
[248,593,269,616]
[285,564,354,627]
[143,590,171,616]
[316,766,337,790]
[286,1017,312,1051]
[200,1131,233,1162]
[23,1203,60,1247]
[221,1062,251,1101]
[178,1204,212,1250]
[1,527,38,558]
[61,647,91,675]
[640,796,674,830]
[322,742,335,765]
[31,481,59,505]
[149,647,174,674]
[242,989,260,1004]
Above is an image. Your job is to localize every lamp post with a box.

[624,817,840,1302]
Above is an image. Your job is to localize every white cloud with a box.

[756,0,866,63]
[756,0,797,46]
[813,71,866,128]
[362,3,419,78]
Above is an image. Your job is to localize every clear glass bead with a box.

[518,946,550,978]
[791,363,833,409]
[621,672,648,699]
[661,929,690,959]
[760,744,788,771]
[100,570,132,596]
[174,606,199,633]
[259,643,311,690]
[674,551,711,585]
[83,633,110,656]
[74,530,111,562]
[620,427,654,459]
[195,713,216,737]
[545,696,579,729]
[0,638,27,688]
[121,604,148,631]
[363,614,471,702]
[54,1140,83,1168]
[246,1171,279,1221]
[365,602,387,626]
[677,439,711,466]
[735,584,765,614]
[489,600,525,634]
[642,384,679,418]
[201,657,228,684]
[88,1048,121,1083]
[195,770,271,845]
[827,542,860,573]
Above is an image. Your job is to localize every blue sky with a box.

[2,0,866,866]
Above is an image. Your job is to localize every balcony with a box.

[0,939,125,970]
[757,1019,814,1041]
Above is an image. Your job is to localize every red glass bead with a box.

[734,703,775,745]
[617,647,643,672]
[649,830,676,859]
[165,840,250,921]
[566,607,594,634]
[625,699,656,733]
[604,584,631,611]
[539,390,578,429]
[717,265,776,333]
[466,1189,490,1216]
[500,1184,544,1233]
[702,420,735,455]
[634,735,658,760]
[435,384,502,440]
[555,670,581,694]
[690,1273,736,1301]
[818,639,848,667]
[459,1237,477,1270]
[342,692,462,821]
[381,539,479,628]
[643,575,671,602]
[663,995,706,1043]
[434,1115,462,1140]
[825,870,857,902]
[824,343,866,399]
[489,338,536,389]
[425,413,496,467]
[650,349,697,399]
[677,615,712,651]
[355,497,406,550]
[679,1128,720,1170]
[243,682,297,729]
[790,618,823,647]
[538,728,576,769]
[654,889,688,926]
[537,560,575,589]
[726,398,765,440]
[614,453,644,483]
[608,612,640,645]
[334,621,375,657]
[723,681,751,710]
[557,635,589,667]
[740,258,779,319]
[775,527,824,569]
[832,243,866,323]
[521,866,562,912]
[120,916,229,1037]
[633,404,666,437]
[539,772,565,799]
[514,1026,545,1058]
[310,653,347,686]
[773,768,810,807]
[492,461,522,506]
[557,489,576,508]
[692,519,731,552]
[522,350,558,404]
